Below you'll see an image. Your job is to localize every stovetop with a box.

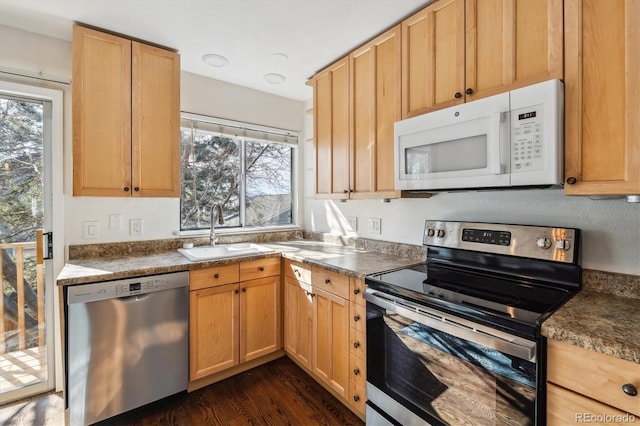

[365,221,582,339]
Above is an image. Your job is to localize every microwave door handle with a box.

[489,112,505,175]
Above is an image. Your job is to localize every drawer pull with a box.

[353,368,360,375]
[353,314,361,322]
[213,273,220,279]
[353,289,360,295]
[258,266,265,272]
[353,341,360,349]
[324,278,331,284]
[622,383,638,396]
[353,395,360,402]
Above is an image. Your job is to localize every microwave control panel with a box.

[511,103,545,173]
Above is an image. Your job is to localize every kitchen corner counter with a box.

[57,240,423,286]
[541,271,640,364]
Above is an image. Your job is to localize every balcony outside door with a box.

[0,81,60,404]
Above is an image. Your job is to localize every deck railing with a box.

[0,238,45,355]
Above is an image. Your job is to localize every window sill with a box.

[174,225,302,238]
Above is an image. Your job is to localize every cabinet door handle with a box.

[123,186,130,192]
[133,187,140,192]
[353,289,360,295]
[242,287,247,292]
[622,383,638,396]
[258,266,265,272]
[324,278,331,284]
[234,289,239,294]
[353,314,361,322]
[353,368,360,375]
[294,269,301,277]
[353,341,360,349]
[465,88,474,95]
[353,395,360,402]
[213,273,220,279]
[566,177,577,185]
[343,189,349,194]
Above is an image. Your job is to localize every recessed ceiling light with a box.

[264,73,286,85]
[202,54,229,68]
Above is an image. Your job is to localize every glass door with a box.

[0,88,55,403]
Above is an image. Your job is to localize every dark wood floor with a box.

[0,356,364,426]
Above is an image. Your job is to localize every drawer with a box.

[547,382,631,425]
[312,267,349,299]
[190,263,239,290]
[349,329,366,360]
[240,257,280,281]
[350,301,366,333]
[349,379,366,416]
[350,278,366,305]
[284,259,312,284]
[349,355,366,386]
[547,339,640,416]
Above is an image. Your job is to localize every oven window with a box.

[367,303,536,425]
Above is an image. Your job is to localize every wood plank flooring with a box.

[0,356,364,426]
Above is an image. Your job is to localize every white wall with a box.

[302,102,640,276]
[0,25,306,249]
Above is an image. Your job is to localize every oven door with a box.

[394,92,510,191]
[365,289,538,426]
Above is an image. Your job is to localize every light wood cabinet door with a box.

[131,41,180,197]
[402,0,465,118]
[314,57,350,199]
[189,283,239,380]
[350,25,401,199]
[283,276,313,370]
[72,25,180,197]
[239,276,282,363]
[72,26,132,196]
[547,383,632,425]
[564,0,640,197]
[465,0,563,101]
[312,287,350,398]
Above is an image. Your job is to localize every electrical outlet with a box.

[368,217,382,234]
[130,219,143,236]
[347,216,358,231]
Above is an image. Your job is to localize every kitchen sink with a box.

[177,243,274,261]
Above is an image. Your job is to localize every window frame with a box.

[179,112,299,235]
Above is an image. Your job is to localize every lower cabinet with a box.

[546,339,639,425]
[283,259,366,419]
[189,258,281,383]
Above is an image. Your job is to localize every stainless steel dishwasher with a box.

[65,271,189,425]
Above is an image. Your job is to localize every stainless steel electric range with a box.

[364,221,581,426]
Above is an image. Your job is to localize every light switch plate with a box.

[109,214,122,231]
[83,221,100,239]
[347,216,358,231]
[368,217,382,234]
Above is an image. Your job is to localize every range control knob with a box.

[555,239,571,251]
[536,237,552,249]
[437,229,446,238]
[427,228,435,237]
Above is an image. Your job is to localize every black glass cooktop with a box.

[366,261,576,337]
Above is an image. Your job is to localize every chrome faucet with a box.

[210,204,224,246]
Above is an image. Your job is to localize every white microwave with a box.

[394,79,563,191]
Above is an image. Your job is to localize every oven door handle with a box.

[365,289,537,362]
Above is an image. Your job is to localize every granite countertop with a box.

[541,272,640,364]
[57,240,423,286]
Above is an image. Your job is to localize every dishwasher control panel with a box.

[67,271,189,304]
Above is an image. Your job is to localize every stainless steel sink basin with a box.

[177,243,274,261]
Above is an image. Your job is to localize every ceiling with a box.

[0,0,431,101]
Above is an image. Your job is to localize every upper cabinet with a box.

[313,26,401,200]
[402,0,563,118]
[563,0,640,199]
[73,25,180,197]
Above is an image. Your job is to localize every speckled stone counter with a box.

[57,240,423,286]
[541,270,640,364]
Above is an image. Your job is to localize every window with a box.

[180,113,297,231]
